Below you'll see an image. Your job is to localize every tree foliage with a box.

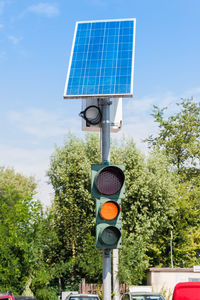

[170,180,200,267]
[145,98,200,181]
[48,135,177,287]
[0,167,42,294]
[47,135,102,290]
[111,141,177,283]
[2,96,199,296]
[146,97,200,268]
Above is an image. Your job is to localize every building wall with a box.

[147,269,200,300]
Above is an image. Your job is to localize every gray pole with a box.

[101,98,111,300]
[101,98,111,163]
[113,249,120,300]
[170,230,173,268]
[103,249,111,300]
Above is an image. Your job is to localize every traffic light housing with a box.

[91,164,125,249]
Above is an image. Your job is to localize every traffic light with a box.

[91,164,125,249]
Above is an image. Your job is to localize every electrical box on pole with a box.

[81,98,122,132]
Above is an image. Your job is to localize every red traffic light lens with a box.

[100,201,120,220]
[96,166,125,195]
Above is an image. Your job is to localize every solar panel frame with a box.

[64,18,136,99]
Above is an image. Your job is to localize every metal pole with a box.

[113,249,120,300]
[101,98,111,163]
[170,230,173,268]
[101,98,111,300]
[103,249,111,300]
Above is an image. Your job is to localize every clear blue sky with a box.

[0,0,200,206]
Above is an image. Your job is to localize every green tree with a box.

[111,141,177,283]
[145,98,200,181]
[48,135,177,287]
[0,167,42,294]
[31,207,62,300]
[146,97,200,268]
[170,180,200,267]
[48,134,102,290]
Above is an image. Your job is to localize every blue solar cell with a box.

[92,22,105,29]
[64,19,136,98]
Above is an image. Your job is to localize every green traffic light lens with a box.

[100,226,121,246]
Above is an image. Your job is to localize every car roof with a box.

[127,292,163,296]
[69,295,99,297]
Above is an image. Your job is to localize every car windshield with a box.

[131,296,164,300]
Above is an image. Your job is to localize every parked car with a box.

[122,292,165,300]
[0,294,36,300]
[0,292,15,300]
[172,282,200,300]
[63,293,100,300]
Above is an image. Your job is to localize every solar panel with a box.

[64,19,136,99]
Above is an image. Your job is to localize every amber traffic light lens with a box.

[96,166,125,195]
[100,201,120,220]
